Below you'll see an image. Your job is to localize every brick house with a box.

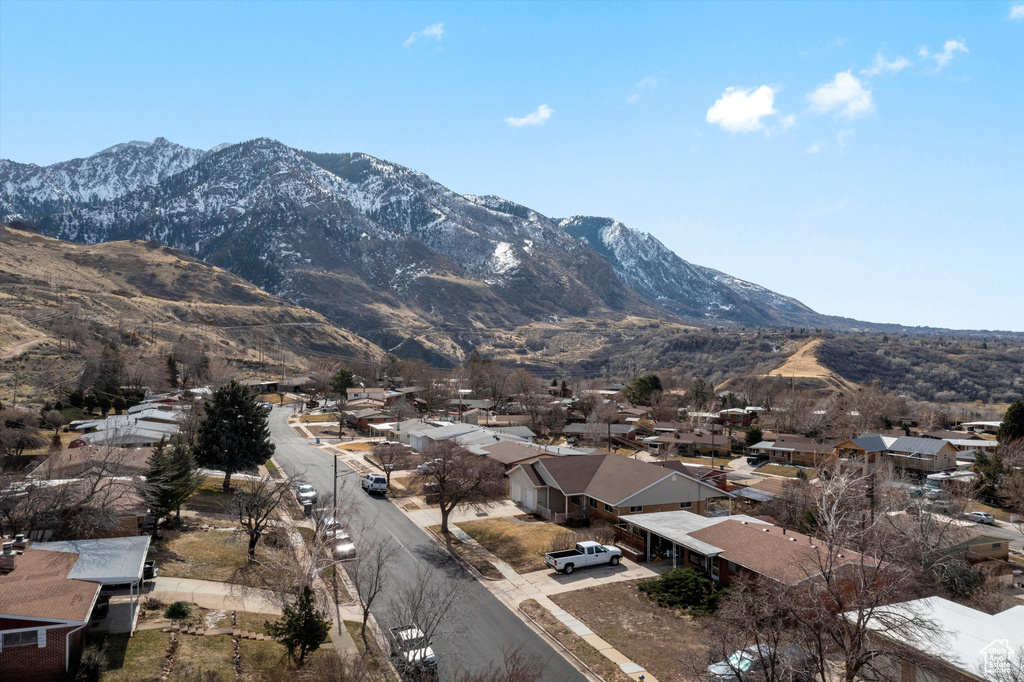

[0,544,101,682]
[507,454,732,522]
[649,431,731,458]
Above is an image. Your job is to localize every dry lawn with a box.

[427,525,503,580]
[759,464,802,478]
[101,630,172,682]
[549,580,707,682]
[456,517,574,573]
[345,620,397,680]
[173,633,237,680]
[154,528,281,587]
[519,600,632,682]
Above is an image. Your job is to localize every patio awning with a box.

[33,535,151,585]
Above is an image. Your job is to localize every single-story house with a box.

[959,421,1001,435]
[649,431,731,458]
[832,434,898,472]
[472,441,587,471]
[718,408,754,427]
[617,513,874,587]
[755,436,837,467]
[347,409,394,432]
[31,446,152,480]
[652,461,729,490]
[448,398,494,413]
[0,543,102,682]
[507,454,732,523]
[564,422,637,443]
[240,378,278,394]
[855,596,1024,682]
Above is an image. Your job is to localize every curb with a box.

[422,524,504,582]
[516,602,606,682]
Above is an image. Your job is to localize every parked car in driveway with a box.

[545,541,622,574]
[143,560,158,580]
[746,454,768,466]
[361,474,388,494]
[964,511,996,525]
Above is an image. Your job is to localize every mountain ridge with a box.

[3,137,1013,369]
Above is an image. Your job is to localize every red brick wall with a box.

[0,624,82,682]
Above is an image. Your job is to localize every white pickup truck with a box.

[545,541,622,574]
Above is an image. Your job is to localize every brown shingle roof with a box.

[479,442,553,467]
[536,454,708,506]
[0,549,100,622]
[687,520,871,584]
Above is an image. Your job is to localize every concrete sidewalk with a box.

[147,577,281,614]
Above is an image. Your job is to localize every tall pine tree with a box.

[194,380,275,492]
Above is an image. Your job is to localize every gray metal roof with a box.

[33,535,151,585]
[736,487,776,502]
[887,436,949,456]
[851,435,890,452]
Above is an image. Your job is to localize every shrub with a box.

[165,601,192,620]
[75,645,108,682]
[68,392,84,409]
[54,400,64,411]
[638,568,718,611]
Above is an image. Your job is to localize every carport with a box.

[33,535,151,634]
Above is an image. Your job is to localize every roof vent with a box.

[0,542,15,571]
[762,528,769,532]
[790,537,797,542]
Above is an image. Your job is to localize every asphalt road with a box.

[267,407,587,682]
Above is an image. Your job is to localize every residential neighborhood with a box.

[2,362,1023,682]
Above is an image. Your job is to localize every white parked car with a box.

[965,511,996,525]
[361,474,388,494]
[295,483,318,505]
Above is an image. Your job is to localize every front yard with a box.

[758,463,803,478]
[153,527,282,588]
[548,580,707,682]
[455,516,615,574]
[456,517,576,573]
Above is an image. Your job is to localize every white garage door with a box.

[524,487,536,511]
[510,481,522,504]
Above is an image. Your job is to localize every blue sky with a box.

[2,1,1022,330]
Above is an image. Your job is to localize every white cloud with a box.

[807,71,874,118]
[919,39,968,70]
[504,104,553,127]
[861,52,913,76]
[404,22,445,48]
[934,39,968,69]
[627,76,659,103]
[705,85,782,133]
[837,129,855,147]
[806,143,820,154]
[1010,3,1024,20]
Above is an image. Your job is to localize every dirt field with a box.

[519,599,633,682]
[549,580,707,682]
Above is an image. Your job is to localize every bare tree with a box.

[349,533,400,641]
[386,565,464,665]
[413,440,507,534]
[227,475,291,560]
[0,408,47,461]
[510,369,546,431]
[373,441,412,488]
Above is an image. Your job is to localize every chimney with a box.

[783,527,786,535]
[13,533,27,548]
[0,542,16,571]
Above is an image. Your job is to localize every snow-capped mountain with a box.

[557,215,816,325]
[0,137,206,220]
[1,137,834,362]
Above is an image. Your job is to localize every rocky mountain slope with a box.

[2,137,867,365]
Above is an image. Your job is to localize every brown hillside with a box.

[0,225,382,402]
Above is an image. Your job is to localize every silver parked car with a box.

[964,511,996,525]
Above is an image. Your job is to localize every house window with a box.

[679,501,692,509]
[603,503,614,512]
[728,561,742,574]
[629,505,643,513]
[588,497,597,508]
[569,495,581,506]
[993,543,1002,549]
[689,550,705,567]
[3,630,39,648]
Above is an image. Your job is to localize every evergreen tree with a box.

[328,367,354,402]
[744,425,764,449]
[68,392,84,409]
[166,354,179,389]
[112,396,126,415]
[974,451,1004,500]
[194,380,275,492]
[625,374,663,406]
[97,396,111,416]
[143,439,175,528]
[83,394,98,414]
[265,585,331,666]
[168,438,202,519]
[998,400,1024,444]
